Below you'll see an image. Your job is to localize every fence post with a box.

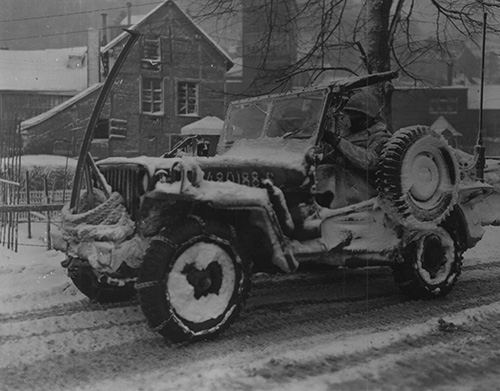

[26,170,32,239]
[44,176,52,250]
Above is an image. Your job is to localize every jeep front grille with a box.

[98,164,144,220]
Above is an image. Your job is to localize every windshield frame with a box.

[218,87,329,153]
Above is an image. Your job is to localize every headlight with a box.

[139,172,150,194]
[154,169,171,184]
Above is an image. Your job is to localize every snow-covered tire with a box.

[393,227,462,299]
[137,217,251,343]
[67,258,136,303]
[377,126,459,226]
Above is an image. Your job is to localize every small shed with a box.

[180,116,224,135]
[178,116,223,156]
[431,115,462,147]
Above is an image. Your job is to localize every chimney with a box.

[101,13,110,77]
[127,2,132,26]
[447,61,454,86]
[87,28,100,86]
[101,13,108,46]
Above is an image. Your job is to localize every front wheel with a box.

[66,258,136,303]
[393,227,462,299]
[137,218,251,342]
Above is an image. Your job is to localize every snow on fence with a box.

[17,189,69,222]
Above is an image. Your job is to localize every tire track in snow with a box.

[71,300,500,391]
[1,259,498,325]
[1,289,500,390]
[0,306,144,341]
[1,261,499,343]
[0,322,153,369]
[265,312,500,391]
[0,260,499,374]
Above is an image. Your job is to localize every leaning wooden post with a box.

[44,176,52,250]
[26,170,32,239]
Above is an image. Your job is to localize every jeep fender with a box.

[455,187,500,249]
[145,180,298,273]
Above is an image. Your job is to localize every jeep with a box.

[60,31,500,343]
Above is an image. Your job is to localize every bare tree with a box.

[192,0,500,124]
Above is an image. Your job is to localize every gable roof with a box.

[0,46,87,92]
[102,0,233,70]
[431,115,462,137]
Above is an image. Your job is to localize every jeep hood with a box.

[98,137,313,190]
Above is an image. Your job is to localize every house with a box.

[0,46,88,140]
[21,0,233,158]
[468,84,500,155]
[392,86,474,151]
[392,85,500,155]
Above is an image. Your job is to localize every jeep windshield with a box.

[219,89,327,151]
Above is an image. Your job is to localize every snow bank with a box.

[1,155,77,171]
[0,223,84,314]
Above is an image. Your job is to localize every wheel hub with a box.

[410,153,440,202]
[182,261,223,299]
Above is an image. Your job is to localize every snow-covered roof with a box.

[0,47,87,92]
[431,115,462,137]
[102,0,233,70]
[21,83,102,130]
[226,57,243,79]
[181,116,224,135]
[468,85,500,110]
[19,154,77,169]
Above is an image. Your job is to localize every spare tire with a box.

[377,126,458,226]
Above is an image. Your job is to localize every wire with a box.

[0,29,103,43]
[0,3,238,44]
[0,1,162,23]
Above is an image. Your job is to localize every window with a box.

[429,97,458,115]
[141,78,163,114]
[94,118,110,139]
[109,118,127,139]
[141,37,161,71]
[177,81,199,116]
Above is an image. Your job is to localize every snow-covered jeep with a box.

[60,36,500,342]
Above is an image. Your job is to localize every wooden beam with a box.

[0,178,20,186]
[0,204,64,213]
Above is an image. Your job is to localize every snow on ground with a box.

[1,219,499,317]
[0,222,84,314]
[463,225,500,263]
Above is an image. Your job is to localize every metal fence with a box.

[16,189,68,222]
[0,122,22,251]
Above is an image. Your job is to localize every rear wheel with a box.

[393,228,462,299]
[137,217,251,342]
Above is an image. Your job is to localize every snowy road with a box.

[0,225,499,390]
